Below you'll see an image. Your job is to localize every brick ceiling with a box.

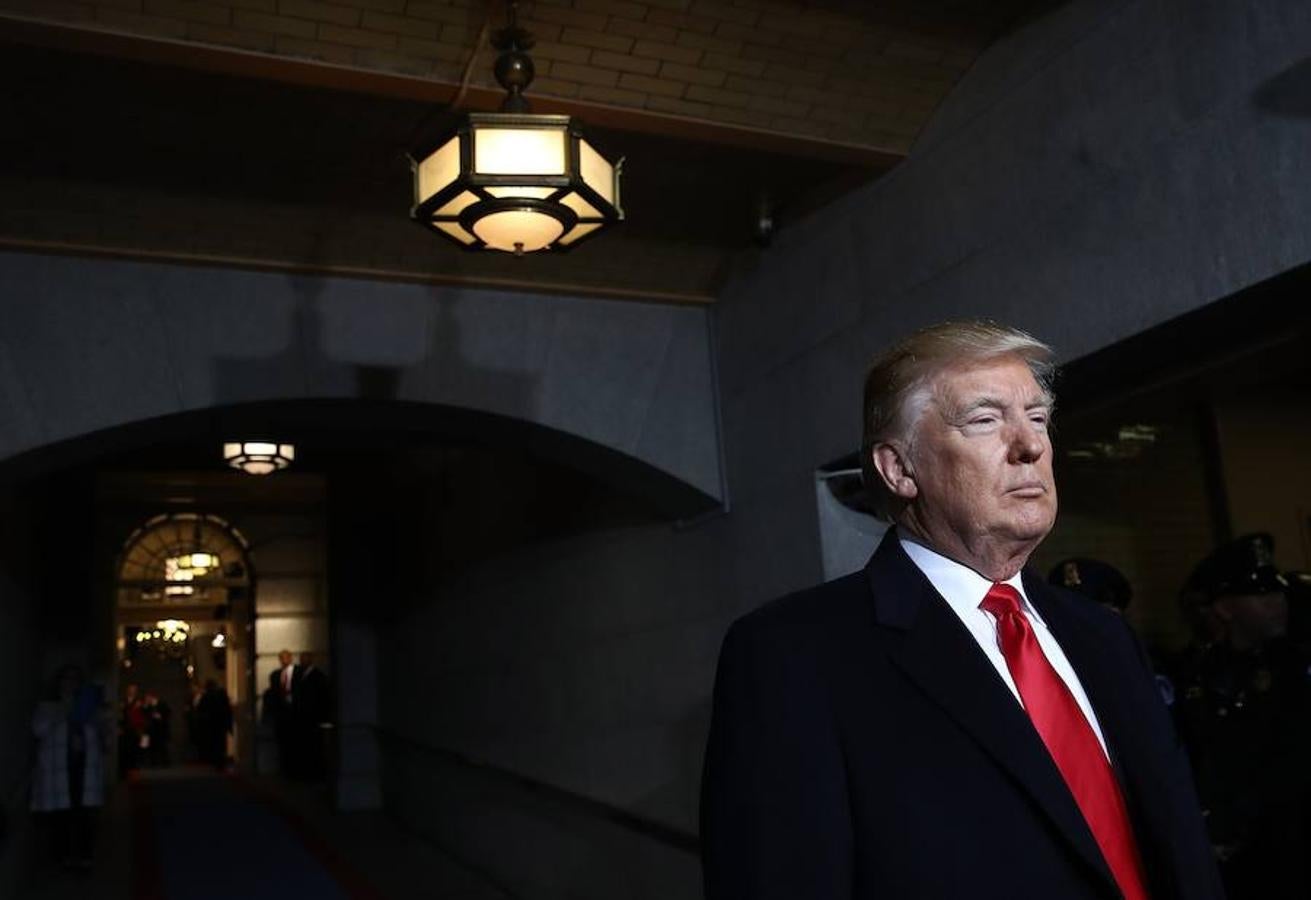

[0,1,1041,302]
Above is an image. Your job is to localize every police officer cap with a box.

[1047,558,1132,610]
[1186,533,1288,600]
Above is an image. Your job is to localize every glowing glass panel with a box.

[435,221,478,246]
[472,209,565,252]
[435,190,480,217]
[416,137,462,203]
[557,223,602,246]
[474,127,566,176]
[578,140,614,206]
[485,187,557,199]
[560,191,602,220]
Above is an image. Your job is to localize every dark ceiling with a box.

[0,0,1060,300]
[1,40,883,301]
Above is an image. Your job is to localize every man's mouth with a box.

[1007,483,1047,498]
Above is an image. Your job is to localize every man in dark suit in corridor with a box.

[700,321,1223,899]
[295,652,331,782]
[269,648,300,777]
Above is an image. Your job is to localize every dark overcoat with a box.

[701,532,1224,900]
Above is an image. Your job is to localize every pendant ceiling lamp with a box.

[409,1,624,255]
[223,441,295,475]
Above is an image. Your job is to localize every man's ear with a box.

[871,442,917,501]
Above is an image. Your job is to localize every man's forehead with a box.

[933,357,1047,403]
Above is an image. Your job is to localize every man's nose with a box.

[1007,421,1045,463]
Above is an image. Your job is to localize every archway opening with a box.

[114,513,253,773]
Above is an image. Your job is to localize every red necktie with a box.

[981,583,1150,900]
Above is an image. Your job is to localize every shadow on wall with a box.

[204,266,719,519]
[211,269,538,420]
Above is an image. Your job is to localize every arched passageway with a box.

[0,391,715,898]
[0,250,725,508]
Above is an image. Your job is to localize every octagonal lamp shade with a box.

[223,441,295,475]
[411,113,623,254]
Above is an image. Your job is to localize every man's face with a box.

[907,356,1058,556]
[279,651,292,667]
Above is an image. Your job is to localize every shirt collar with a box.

[896,530,1042,624]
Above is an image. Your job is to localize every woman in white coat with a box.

[30,665,107,869]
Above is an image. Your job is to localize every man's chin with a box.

[1000,511,1056,545]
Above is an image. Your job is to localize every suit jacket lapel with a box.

[865,534,1118,895]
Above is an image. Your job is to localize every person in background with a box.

[268,648,300,778]
[117,683,145,777]
[31,665,107,871]
[1173,533,1311,899]
[194,679,233,770]
[1282,570,1311,658]
[185,681,204,763]
[1047,557,1133,614]
[1047,557,1177,705]
[143,690,171,767]
[296,652,332,782]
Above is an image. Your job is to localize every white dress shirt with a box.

[898,533,1110,758]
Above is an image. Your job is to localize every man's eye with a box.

[968,415,998,426]
[1029,413,1050,427]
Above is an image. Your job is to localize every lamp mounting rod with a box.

[491,1,535,113]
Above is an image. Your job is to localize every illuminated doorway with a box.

[114,513,254,771]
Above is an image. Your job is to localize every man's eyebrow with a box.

[958,396,1007,413]
[950,396,1052,417]
[944,396,1006,419]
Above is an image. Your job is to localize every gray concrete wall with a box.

[375,2,1311,897]
[717,0,1311,532]
[0,251,724,504]
[378,518,731,897]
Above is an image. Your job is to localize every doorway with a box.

[114,513,253,772]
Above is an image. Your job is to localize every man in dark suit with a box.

[701,321,1223,900]
[268,648,300,777]
[295,651,332,782]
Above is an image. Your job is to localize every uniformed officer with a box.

[1047,556,1134,613]
[1284,569,1311,656]
[1173,534,1311,899]
[1048,557,1183,705]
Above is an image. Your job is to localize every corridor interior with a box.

[8,424,677,900]
[23,767,507,900]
